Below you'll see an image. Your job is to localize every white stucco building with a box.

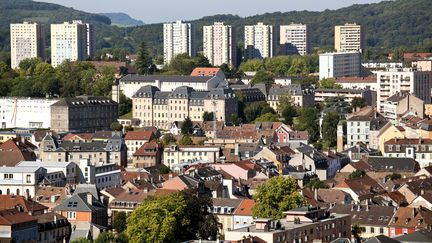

[319,52,362,80]
[163,20,196,64]
[203,22,236,67]
[0,97,59,129]
[0,166,47,198]
[244,22,273,59]
[280,23,310,55]
[10,22,44,69]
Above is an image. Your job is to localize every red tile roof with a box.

[125,130,154,140]
[234,199,255,216]
[62,133,94,141]
[0,209,37,225]
[133,141,160,156]
[0,195,48,214]
[190,67,222,77]
[0,138,37,166]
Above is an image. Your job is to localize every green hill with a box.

[0,0,431,62]
[100,13,144,27]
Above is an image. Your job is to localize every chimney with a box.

[413,208,417,218]
[421,189,425,195]
[314,188,318,201]
[54,214,57,223]
[86,193,93,205]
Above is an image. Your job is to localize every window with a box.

[26,175,31,183]
[380,228,384,234]
[67,211,76,219]
[371,227,375,233]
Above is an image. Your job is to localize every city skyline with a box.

[39,0,383,24]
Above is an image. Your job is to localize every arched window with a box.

[16,189,20,196]
[6,189,10,195]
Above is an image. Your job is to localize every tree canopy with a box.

[181,117,194,135]
[126,190,219,242]
[321,111,340,148]
[252,176,305,219]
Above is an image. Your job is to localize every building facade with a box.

[10,22,44,69]
[132,85,238,129]
[0,167,47,198]
[319,52,362,80]
[203,22,236,67]
[163,144,220,169]
[50,20,93,67]
[244,22,273,59]
[376,68,432,111]
[163,20,196,64]
[50,96,118,133]
[335,23,364,53]
[279,24,310,55]
[0,97,58,129]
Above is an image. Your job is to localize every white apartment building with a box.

[16,161,78,184]
[10,22,44,69]
[376,68,432,111]
[203,22,236,67]
[335,23,364,53]
[163,20,196,64]
[0,97,59,129]
[244,22,273,59]
[0,167,47,198]
[319,52,361,80]
[163,144,220,169]
[279,24,310,55]
[51,20,92,67]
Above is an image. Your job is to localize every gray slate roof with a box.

[54,192,105,212]
[120,74,213,83]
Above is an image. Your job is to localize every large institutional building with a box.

[50,96,118,133]
[335,23,364,53]
[50,20,94,67]
[10,22,45,69]
[163,20,196,64]
[132,85,238,129]
[319,52,362,80]
[376,68,432,111]
[280,24,310,56]
[118,73,224,98]
[203,22,236,67]
[244,22,273,59]
[0,97,58,129]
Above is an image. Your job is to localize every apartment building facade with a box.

[163,20,196,64]
[244,22,273,59]
[376,68,432,111]
[50,20,93,67]
[280,24,310,55]
[203,22,236,67]
[10,22,44,69]
[335,23,364,53]
[319,52,362,80]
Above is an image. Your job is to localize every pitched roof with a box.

[124,130,153,140]
[121,74,213,83]
[133,141,160,156]
[0,195,48,213]
[33,187,69,205]
[0,209,37,225]
[316,189,351,204]
[233,199,255,216]
[394,229,432,242]
[389,207,432,229]
[54,193,105,212]
[364,235,401,243]
[330,204,395,227]
[62,133,94,141]
[346,160,373,171]
[337,175,384,200]
[365,156,420,172]
[190,67,222,77]
[0,138,37,166]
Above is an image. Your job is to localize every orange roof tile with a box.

[190,67,222,77]
[234,199,255,216]
[125,130,154,140]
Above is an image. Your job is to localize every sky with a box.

[39,0,384,24]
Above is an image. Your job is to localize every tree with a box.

[203,111,214,121]
[239,59,264,72]
[126,190,219,242]
[317,78,342,89]
[305,178,329,189]
[250,70,274,85]
[70,238,91,243]
[194,54,211,67]
[119,93,132,116]
[295,107,320,143]
[181,117,194,135]
[178,135,193,145]
[277,96,297,125]
[164,53,196,75]
[252,176,305,219]
[351,97,367,111]
[243,101,270,123]
[386,173,402,180]
[254,113,280,122]
[94,231,116,243]
[352,224,362,243]
[112,211,127,233]
[111,122,123,131]
[349,170,366,179]
[159,165,171,174]
[135,42,154,75]
[161,133,177,145]
[321,111,340,148]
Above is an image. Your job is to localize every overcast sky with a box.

[39,0,384,24]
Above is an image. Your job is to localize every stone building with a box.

[50,96,118,133]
